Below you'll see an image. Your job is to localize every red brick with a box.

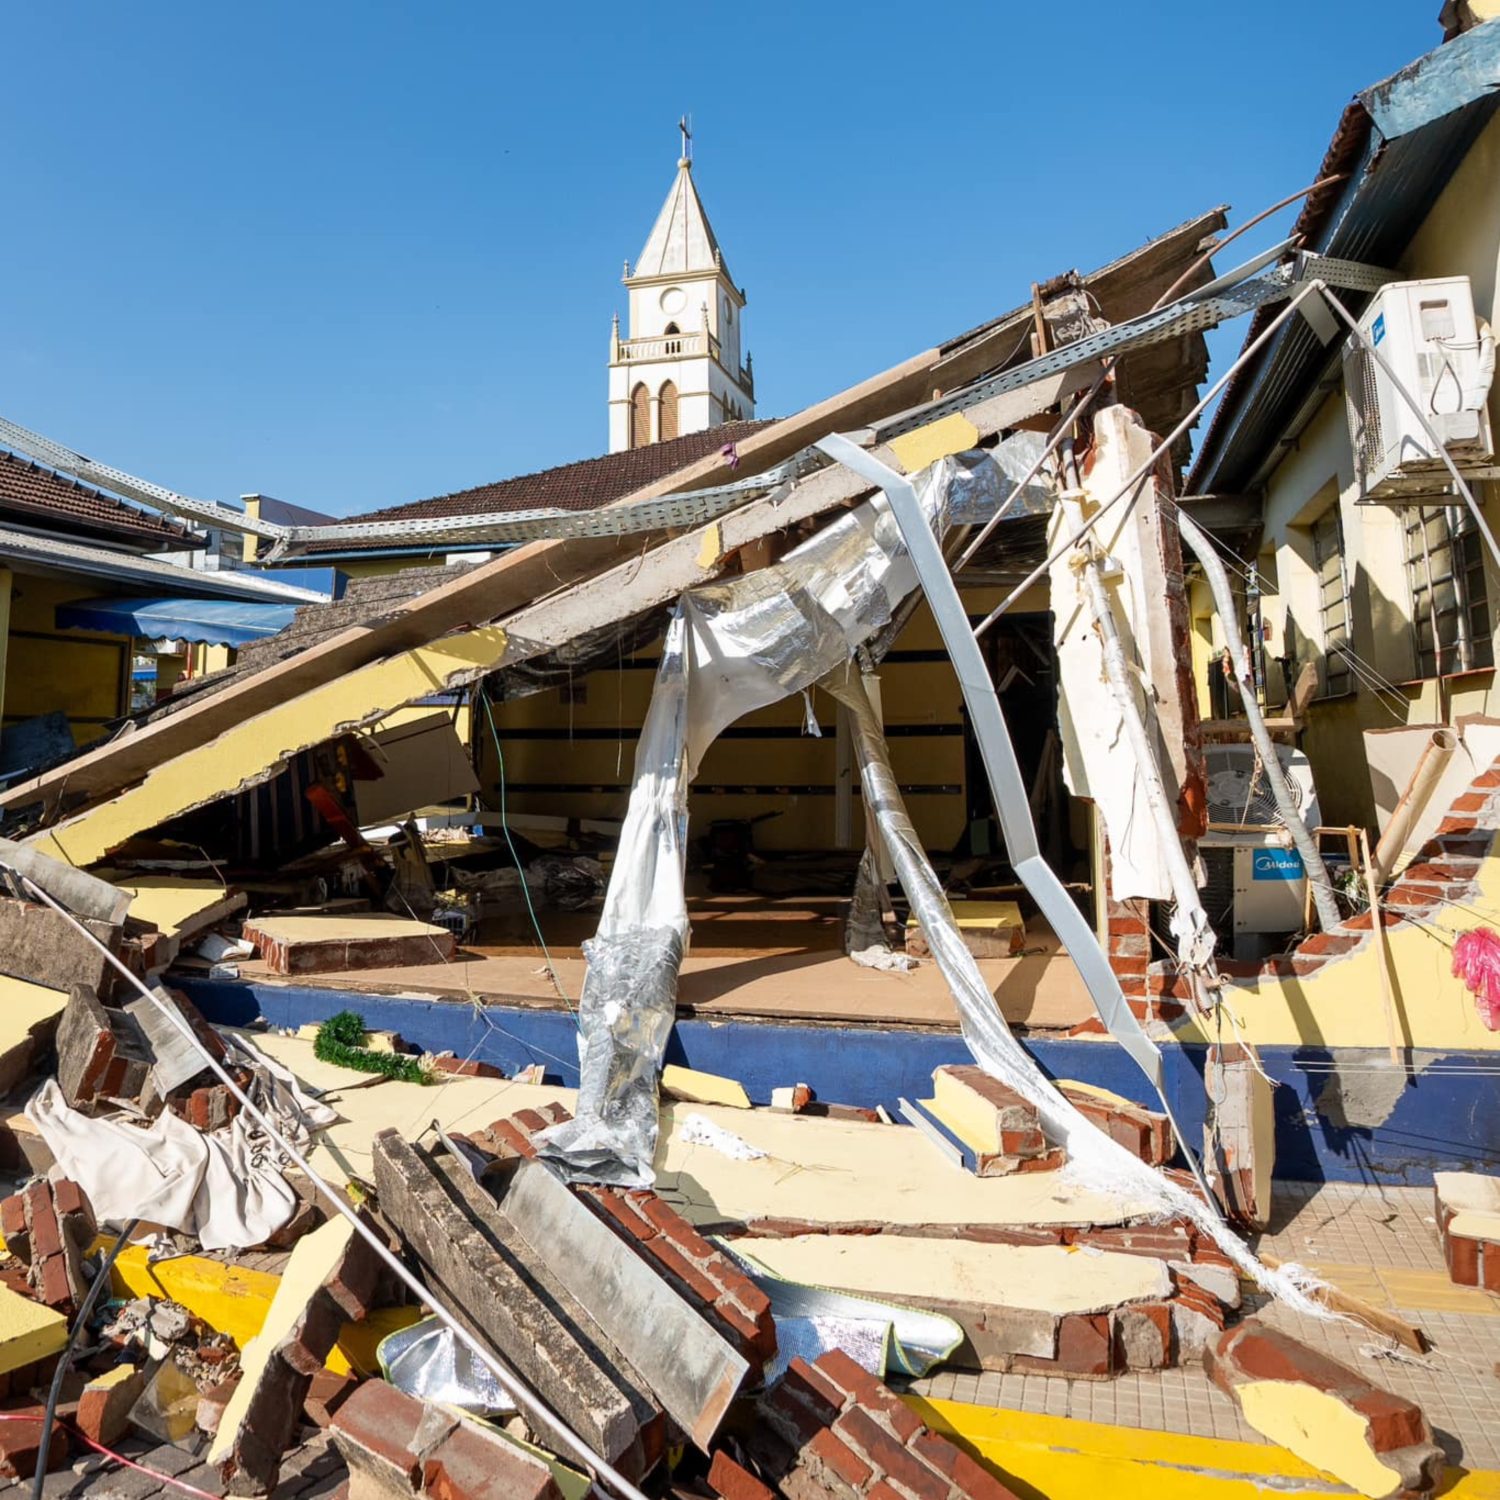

[330,1378,450,1487]
[780,1358,847,1422]
[837,1406,947,1500]
[422,1424,560,1500]
[34,1256,71,1309]
[1108,955,1150,978]
[48,1180,85,1220]
[856,1383,923,1443]
[709,1450,777,1500]
[1055,1313,1112,1376]
[1450,792,1489,813]
[641,1197,718,1260]
[0,1196,25,1240]
[304,1369,358,1427]
[22,1185,59,1261]
[814,1350,883,1403]
[764,1383,836,1449]
[648,1238,725,1304]
[809,1429,874,1489]
[0,1402,66,1479]
[431,1056,504,1079]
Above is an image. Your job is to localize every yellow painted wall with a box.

[1244,110,1500,830]
[2,571,131,746]
[477,591,1017,854]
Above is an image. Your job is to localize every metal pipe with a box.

[1371,728,1458,885]
[3,869,650,1500]
[1176,510,1342,931]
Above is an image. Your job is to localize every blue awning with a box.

[55,596,300,647]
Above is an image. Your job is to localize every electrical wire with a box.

[3,869,649,1500]
[32,1218,142,1500]
[480,688,575,1017]
[973,282,1329,639]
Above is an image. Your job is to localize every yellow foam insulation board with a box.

[108,1239,418,1375]
[1235,1382,1407,1499]
[888,413,981,474]
[739,1236,1171,1314]
[1435,1170,1500,1241]
[908,901,1024,934]
[653,1103,1160,1229]
[0,975,69,1042]
[912,1399,1500,1500]
[105,875,244,938]
[662,1064,751,1109]
[0,1282,68,1375]
[922,1068,1009,1155]
[242,1035,1158,1232]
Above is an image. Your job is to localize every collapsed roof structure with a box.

[1,17,1499,1500]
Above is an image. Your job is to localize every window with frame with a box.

[1311,506,1353,697]
[1404,504,1494,677]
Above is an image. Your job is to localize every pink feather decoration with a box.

[1451,927,1500,1031]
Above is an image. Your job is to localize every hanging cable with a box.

[1,867,649,1500]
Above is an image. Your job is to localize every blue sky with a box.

[0,3,1437,518]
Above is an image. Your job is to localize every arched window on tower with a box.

[630,383,650,449]
[659,380,679,442]
[663,322,681,354]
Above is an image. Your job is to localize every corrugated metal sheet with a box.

[1190,21,1500,495]
[55,597,300,646]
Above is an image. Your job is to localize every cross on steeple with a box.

[678,114,692,165]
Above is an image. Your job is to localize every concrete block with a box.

[0,897,116,994]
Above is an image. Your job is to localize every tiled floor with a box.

[908,1180,1500,1470]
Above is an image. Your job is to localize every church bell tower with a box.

[608,124,755,452]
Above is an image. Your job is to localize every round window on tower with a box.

[660,287,686,317]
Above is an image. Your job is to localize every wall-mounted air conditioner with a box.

[1198,743,1322,959]
[1343,276,1495,505]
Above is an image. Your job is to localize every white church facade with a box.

[607,143,756,453]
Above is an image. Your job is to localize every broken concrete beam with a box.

[76,1363,148,1446]
[209,1210,382,1496]
[243,914,455,975]
[109,876,246,975]
[1202,1043,1275,1230]
[372,1128,664,1480]
[498,1158,750,1449]
[1206,1320,1444,1498]
[0,838,131,925]
[331,1380,562,1500]
[55,985,153,1112]
[1056,1080,1171,1166]
[471,1104,774,1379]
[0,896,118,993]
[919,1066,1062,1176]
[1433,1171,1500,1291]
[751,1351,1021,1500]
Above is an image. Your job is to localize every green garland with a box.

[313,1010,431,1084]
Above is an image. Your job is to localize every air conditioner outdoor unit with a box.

[1198,743,1322,959]
[1343,276,1495,505]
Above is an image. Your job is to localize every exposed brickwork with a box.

[747,1351,1021,1500]
[1207,1320,1444,1494]
[1055,1084,1170,1166]
[0,1401,67,1480]
[0,1177,96,1312]
[332,1379,561,1500]
[1111,754,1500,1021]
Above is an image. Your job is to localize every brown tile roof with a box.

[302,421,772,553]
[0,448,200,548]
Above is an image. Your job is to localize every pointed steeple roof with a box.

[633,158,728,281]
